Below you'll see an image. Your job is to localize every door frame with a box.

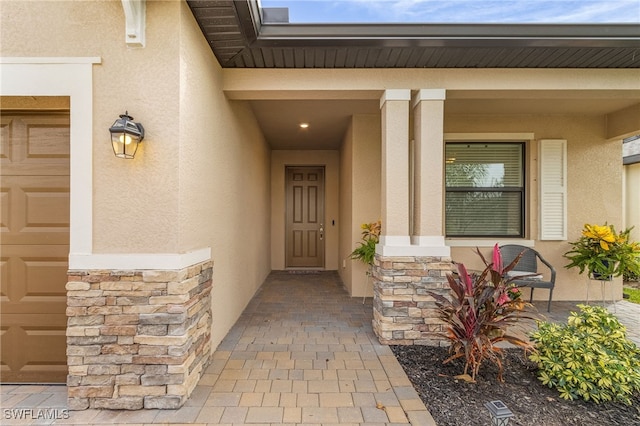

[284,165,326,269]
[270,151,339,271]
[0,58,96,266]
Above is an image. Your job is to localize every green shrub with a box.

[529,304,640,405]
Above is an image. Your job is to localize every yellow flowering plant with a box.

[564,223,640,279]
[349,220,381,266]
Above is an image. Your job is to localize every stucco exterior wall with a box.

[1,1,272,352]
[91,2,182,254]
[271,150,340,270]
[607,104,640,140]
[221,66,636,303]
[445,114,624,301]
[339,121,355,292]
[223,68,640,97]
[1,0,182,253]
[177,3,271,349]
[341,115,382,297]
[626,162,640,243]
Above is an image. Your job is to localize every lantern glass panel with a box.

[111,132,140,159]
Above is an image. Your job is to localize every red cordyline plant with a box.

[428,244,539,382]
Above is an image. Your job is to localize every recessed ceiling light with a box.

[299,123,309,129]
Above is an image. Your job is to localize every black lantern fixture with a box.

[109,112,145,159]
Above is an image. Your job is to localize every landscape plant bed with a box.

[392,345,640,426]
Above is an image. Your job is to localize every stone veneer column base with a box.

[372,255,453,346]
[65,261,213,410]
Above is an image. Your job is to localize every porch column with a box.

[372,89,453,346]
[378,89,411,254]
[411,89,450,257]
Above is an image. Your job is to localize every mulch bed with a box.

[391,345,640,426]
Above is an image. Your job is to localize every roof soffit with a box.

[187,0,640,69]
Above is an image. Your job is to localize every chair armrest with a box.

[506,270,543,280]
[535,252,556,284]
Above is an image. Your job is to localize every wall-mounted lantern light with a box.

[109,112,145,159]
[485,400,514,426]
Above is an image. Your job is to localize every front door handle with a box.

[319,224,324,240]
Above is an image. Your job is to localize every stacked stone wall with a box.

[372,255,453,345]
[65,261,212,410]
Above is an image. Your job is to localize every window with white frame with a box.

[445,142,525,237]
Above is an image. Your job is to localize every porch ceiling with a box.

[250,91,640,150]
[185,0,640,150]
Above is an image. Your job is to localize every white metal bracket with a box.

[121,0,146,47]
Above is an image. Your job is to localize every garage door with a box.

[1,110,70,383]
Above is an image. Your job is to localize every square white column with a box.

[410,89,450,256]
[378,89,412,253]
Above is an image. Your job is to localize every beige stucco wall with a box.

[626,162,640,243]
[337,106,629,303]
[224,68,640,98]
[613,104,640,244]
[445,114,624,301]
[271,150,340,270]
[1,1,272,350]
[222,66,637,302]
[1,0,182,253]
[607,104,640,140]
[220,57,638,284]
[177,3,271,348]
[339,115,381,297]
[339,122,355,292]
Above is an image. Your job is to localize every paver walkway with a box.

[0,271,435,425]
[2,271,639,425]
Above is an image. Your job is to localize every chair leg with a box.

[529,288,534,303]
[547,289,553,313]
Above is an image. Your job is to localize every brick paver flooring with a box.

[2,271,639,425]
[0,271,435,425]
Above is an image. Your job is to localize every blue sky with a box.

[259,0,640,23]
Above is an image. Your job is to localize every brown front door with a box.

[285,166,325,268]
[1,110,70,383]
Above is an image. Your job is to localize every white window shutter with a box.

[539,139,567,240]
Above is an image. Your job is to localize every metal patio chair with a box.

[500,244,556,312]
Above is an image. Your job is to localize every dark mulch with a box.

[391,345,640,426]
